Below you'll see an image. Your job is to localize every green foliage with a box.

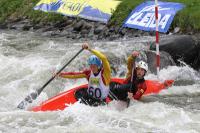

[0,0,24,21]
[0,0,199,32]
[165,0,200,32]
[110,0,144,25]
[0,0,64,23]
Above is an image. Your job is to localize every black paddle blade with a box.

[17,92,38,109]
[126,98,130,108]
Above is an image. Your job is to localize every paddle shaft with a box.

[17,48,84,109]
[37,48,84,95]
[127,56,137,108]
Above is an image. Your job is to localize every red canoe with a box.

[30,78,174,112]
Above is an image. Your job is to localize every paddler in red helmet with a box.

[109,51,148,103]
[58,43,111,106]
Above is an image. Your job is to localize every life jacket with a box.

[88,70,109,100]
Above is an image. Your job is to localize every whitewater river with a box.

[0,30,200,133]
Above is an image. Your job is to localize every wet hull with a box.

[30,78,174,112]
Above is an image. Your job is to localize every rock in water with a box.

[150,35,200,70]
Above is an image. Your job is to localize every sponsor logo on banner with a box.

[34,0,120,23]
[123,1,184,33]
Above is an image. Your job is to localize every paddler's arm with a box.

[82,43,111,86]
[133,84,147,100]
[127,80,147,100]
[59,69,90,79]
[126,55,136,79]
[126,51,140,79]
[127,84,147,100]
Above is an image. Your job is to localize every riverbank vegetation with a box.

[0,0,199,32]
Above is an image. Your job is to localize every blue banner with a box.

[123,1,184,33]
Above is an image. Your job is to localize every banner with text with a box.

[34,0,120,23]
[123,1,184,33]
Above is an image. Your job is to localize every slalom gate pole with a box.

[155,0,160,79]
